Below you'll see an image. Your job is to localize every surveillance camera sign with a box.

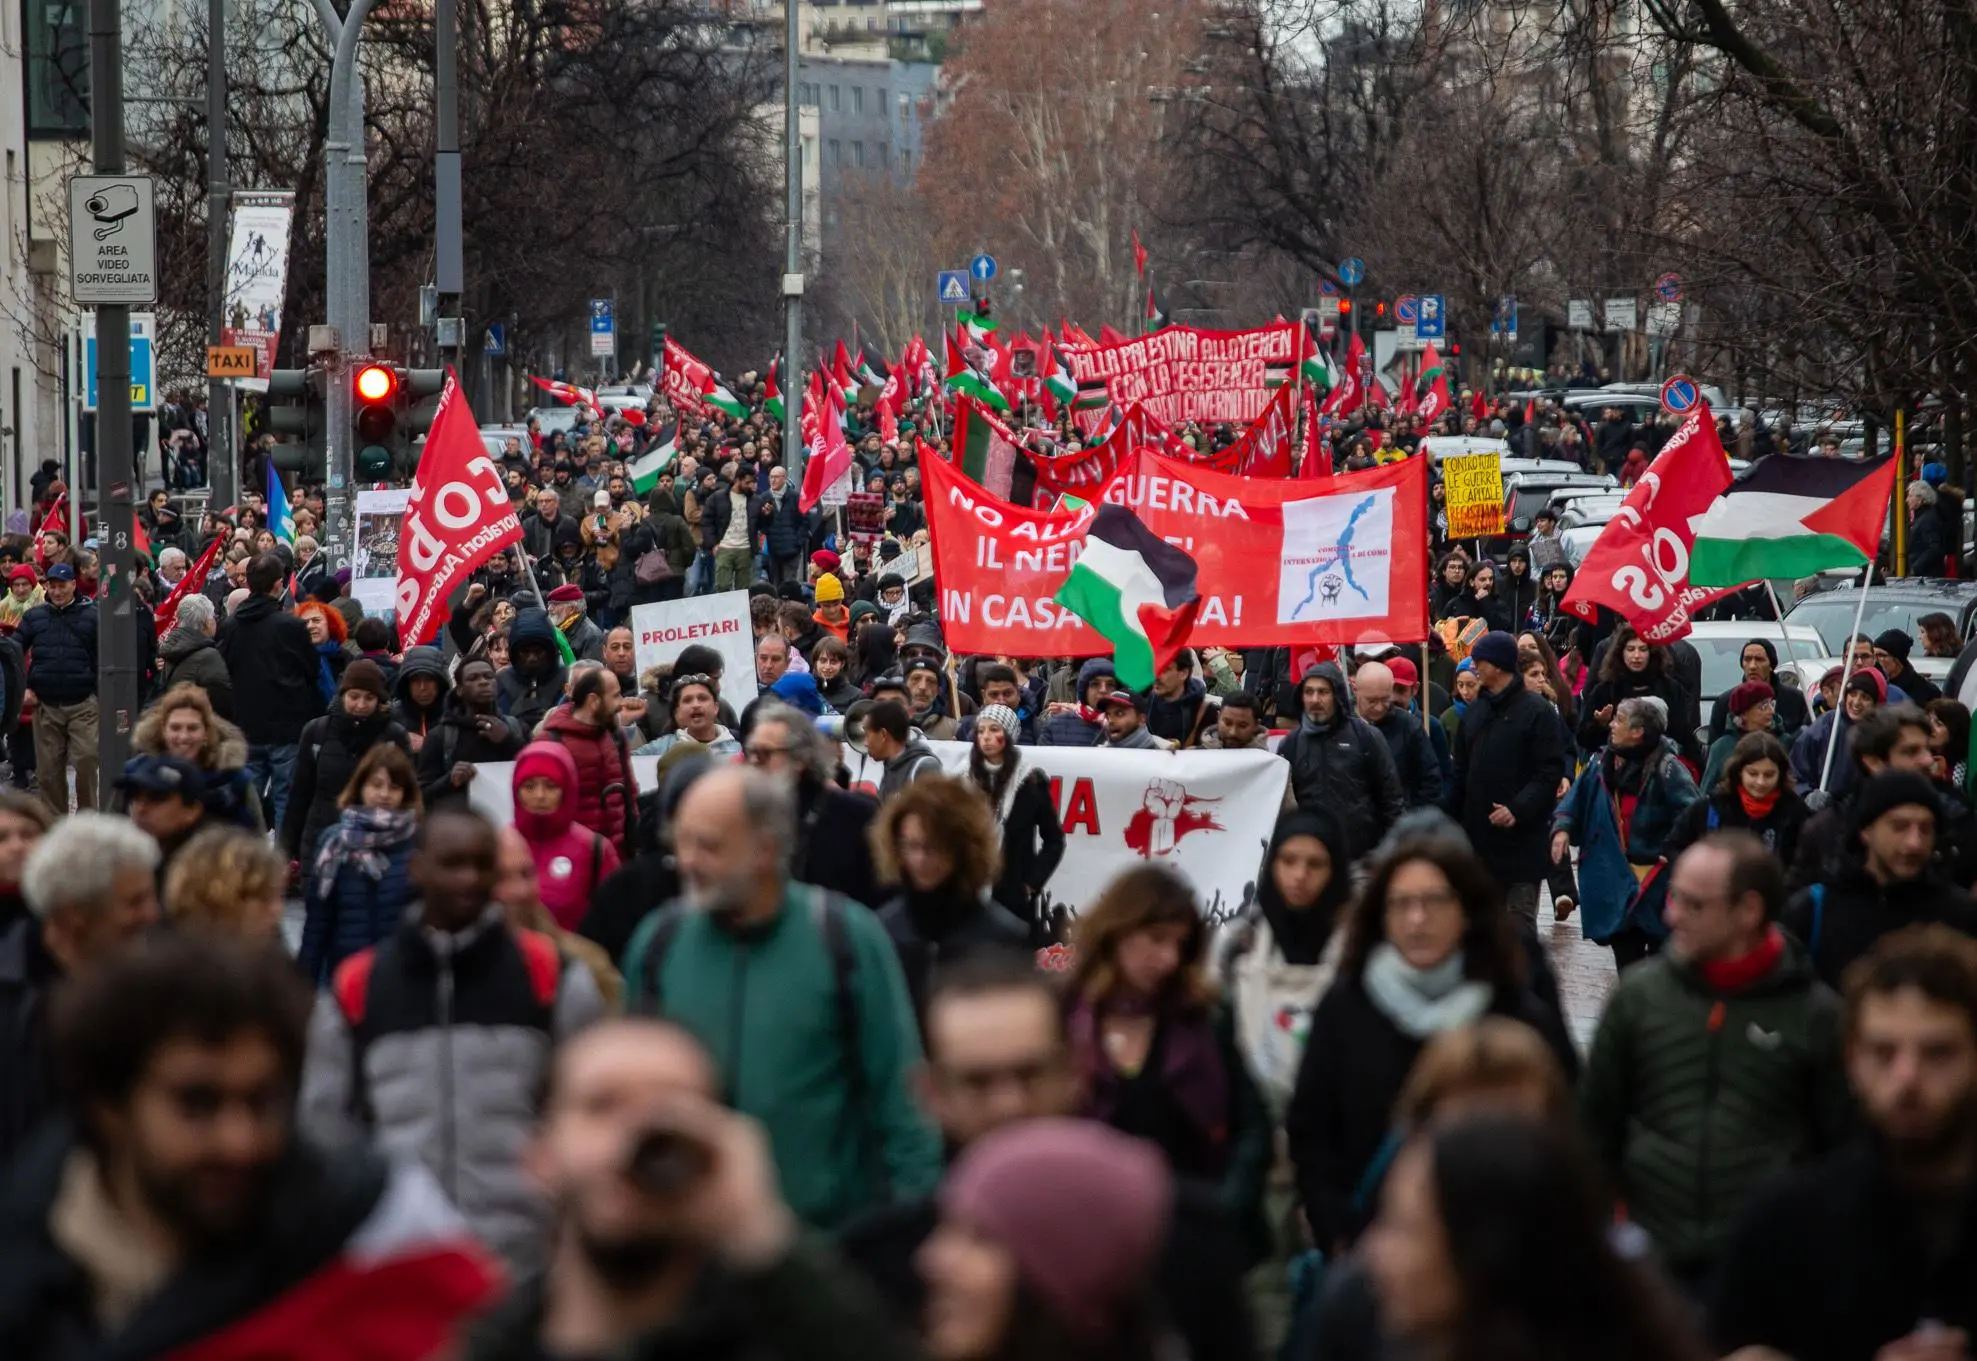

[68,175,158,305]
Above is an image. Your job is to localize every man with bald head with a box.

[621,767,940,1229]
[459,1018,920,1361]
[1355,660,1441,809]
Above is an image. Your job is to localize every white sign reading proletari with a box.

[629,590,755,700]
[68,176,158,305]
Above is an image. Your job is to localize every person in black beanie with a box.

[1872,629,1941,706]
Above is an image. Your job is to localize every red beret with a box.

[546,584,584,604]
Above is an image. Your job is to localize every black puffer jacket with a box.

[1446,673,1568,889]
[1782,862,1977,989]
[390,645,451,747]
[280,700,413,861]
[1274,663,1406,861]
[155,626,234,718]
[15,599,96,704]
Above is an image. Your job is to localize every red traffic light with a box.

[1374,300,1387,317]
[1338,298,1353,315]
[355,363,398,403]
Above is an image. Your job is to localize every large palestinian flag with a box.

[1053,503,1201,689]
[1687,452,1899,587]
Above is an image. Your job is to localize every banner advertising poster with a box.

[350,487,412,620]
[1441,453,1506,537]
[469,744,1288,922]
[220,190,295,388]
[1063,322,1299,433]
[629,590,755,697]
[920,443,1429,656]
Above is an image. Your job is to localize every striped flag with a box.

[1053,503,1202,689]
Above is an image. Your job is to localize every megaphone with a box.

[841,699,874,757]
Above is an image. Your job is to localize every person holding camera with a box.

[459,1016,917,1361]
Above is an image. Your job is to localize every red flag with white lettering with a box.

[1559,405,1736,643]
[395,370,524,645]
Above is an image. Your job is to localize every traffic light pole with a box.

[89,0,138,798]
[205,0,232,510]
[311,0,375,574]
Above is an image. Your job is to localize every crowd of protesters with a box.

[0,355,1967,1361]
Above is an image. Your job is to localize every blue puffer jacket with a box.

[296,834,416,986]
[16,598,98,704]
[1036,657,1117,746]
[1552,738,1700,944]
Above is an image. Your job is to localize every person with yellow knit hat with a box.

[813,571,850,642]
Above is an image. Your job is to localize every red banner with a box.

[1192,379,1294,478]
[1063,322,1300,433]
[1561,405,1735,643]
[920,443,1428,656]
[659,337,714,417]
[396,371,525,645]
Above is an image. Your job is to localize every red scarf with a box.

[1700,924,1785,994]
[1738,787,1780,821]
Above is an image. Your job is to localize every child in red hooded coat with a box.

[509,739,619,931]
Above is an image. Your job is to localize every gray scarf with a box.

[1361,942,1492,1039]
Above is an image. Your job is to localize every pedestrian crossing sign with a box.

[937,271,970,305]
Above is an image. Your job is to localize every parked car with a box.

[1685,621,1830,732]
[1783,577,1977,654]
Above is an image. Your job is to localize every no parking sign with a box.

[1660,374,1701,415]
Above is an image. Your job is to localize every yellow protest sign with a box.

[1443,453,1505,538]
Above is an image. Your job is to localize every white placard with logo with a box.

[629,590,755,699]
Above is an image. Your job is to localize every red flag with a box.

[35,496,67,541]
[1132,229,1148,277]
[1061,319,1098,348]
[1301,384,1330,478]
[1470,390,1488,423]
[528,375,597,409]
[1099,324,1129,345]
[396,370,524,645]
[1560,406,1737,643]
[799,379,855,512]
[1323,334,1367,417]
[153,533,225,638]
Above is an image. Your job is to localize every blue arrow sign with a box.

[1337,257,1365,286]
[937,271,970,305]
[1416,294,1446,341]
[970,253,998,282]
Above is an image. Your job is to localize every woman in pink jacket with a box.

[509,740,619,931]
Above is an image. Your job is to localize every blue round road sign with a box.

[970,253,998,282]
[1337,257,1365,286]
[1660,374,1700,414]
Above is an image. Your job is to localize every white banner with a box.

[628,590,754,699]
[350,487,412,620]
[220,190,295,388]
[467,742,1287,924]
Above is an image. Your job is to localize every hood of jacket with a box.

[886,733,935,771]
[1257,806,1354,964]
[1299,660,1349,731]
[1076,656,1120,700]
[512,739,580,840]
[132,705,249,771]
[157,626,216,665]
[393,645,451,704]
[231,593,283,625]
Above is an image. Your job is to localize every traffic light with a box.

[1373,300,1388,319]
[1338,297,1353,316]
[266,367,325,474]
[353,362,399,482]
[400,369,447,476]
[651,321,668,366]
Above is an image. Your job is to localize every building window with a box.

[828,84,840,111]
[852,141,864,167]
[900,149,910,173]
[830,139,842,164]
[853,86,864,114]
[27,0,90,136]
[877,86,887,111]
[878,143,889,169]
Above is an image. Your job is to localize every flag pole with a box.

[1817,566,1874,793]
[1423,458,1435,741]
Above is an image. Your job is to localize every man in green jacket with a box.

[1581,829,1853,1289]
[622,765,941,1229]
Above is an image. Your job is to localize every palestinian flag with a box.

[1044,345,1078,407]
[1144,282,1171,334]
[1687,452,1899,587]
[944,331,1010,412]
[628,421,679,494]
[703,375,747,419]
[952,395,1022,498]
[831,340,860,402]
[764,356,784,422]
[1053,503,1202,689]
[1300,320,1337,395]
[963,313,1001,344]
[858,343,892,390]
[1415,343,1451,425]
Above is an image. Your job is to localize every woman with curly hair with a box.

[164,824,287,941]
[296,598,352,702]
[1068,864,1270,1260]
[1285,835,1576,1255]
[868,774,1024,1015]
[130,682,261,829]
[1576,624,1700,763]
